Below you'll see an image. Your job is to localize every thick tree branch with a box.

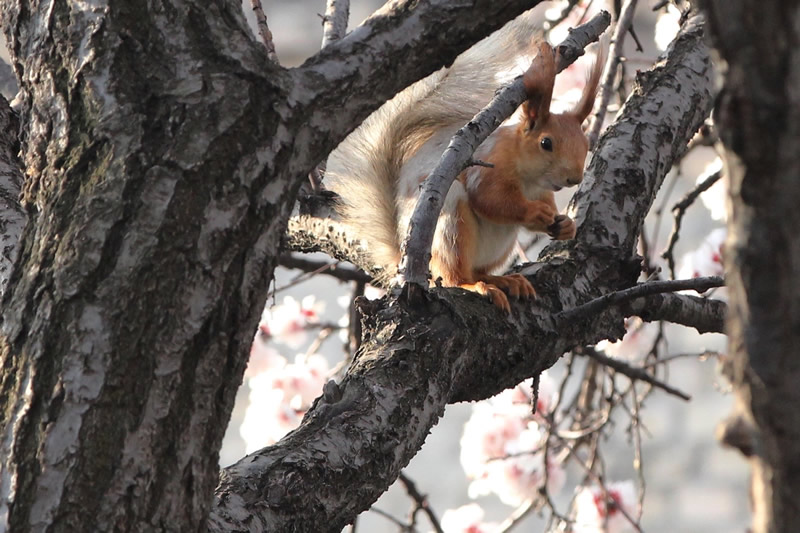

[555,276,723,324]
[211,17,713,532]
[627,292,727,334]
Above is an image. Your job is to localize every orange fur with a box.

[434,42,598,311]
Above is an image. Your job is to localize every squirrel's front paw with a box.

[547,214,576,240]
[526,201,556,227]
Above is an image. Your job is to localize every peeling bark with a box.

[701,2,800,531]
[0,95,24,294]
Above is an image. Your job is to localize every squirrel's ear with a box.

[572,45,605,123]
[522,42,555,131]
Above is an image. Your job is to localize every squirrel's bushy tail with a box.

[325,7,547,284]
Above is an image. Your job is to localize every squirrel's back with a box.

[325,6,548,284]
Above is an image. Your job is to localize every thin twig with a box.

[369,507,408,529]
[647,166,680,275]
[554,276,724,324]
[321,0,350,48]
[397,472,444,533]
[562,441,644,532]
[586,0,639,149]
[577,346,690,401]
[497,499,536,532]
[661,168,723,278]
[250,0,278,62]
[642,350,720,369]
[630,388,646,520]
[279,253,371,284]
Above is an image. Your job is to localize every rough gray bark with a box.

[0,1,551,532]
[215,16,715,532]
[0,95,24,294]
[701,2,800,532]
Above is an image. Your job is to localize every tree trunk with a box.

[701,2,800,532]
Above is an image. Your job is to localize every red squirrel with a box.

[328,17,601,311]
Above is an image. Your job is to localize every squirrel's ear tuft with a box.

[522,41,555,131]
[572,44,606,123]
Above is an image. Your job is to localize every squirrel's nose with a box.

[567,176,582,186]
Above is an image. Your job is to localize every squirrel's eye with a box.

[540,137,553,152]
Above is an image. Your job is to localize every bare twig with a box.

[369,507,409,529]
[661,168,723,278]
[630,388,646,519]
[250,0,278,62]
[279,253,371,284]
[586,0,639,149]
[562,441,644,532]
[554,276,724,324]
[578,346,691,401]
[497,499,537,533]
[321,0,350,48]
[647,166,680,274]
[397,472,444,533]
[401,11,612,286]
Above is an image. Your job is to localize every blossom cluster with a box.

[240,296,330,453]
[459,374,563,507]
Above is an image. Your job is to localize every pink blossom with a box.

[460,403,526,478]
[240,386,301,452]
[439,504,498,533]
[460,376,563,506]
[239,353,330,452]
[596,317,659,362]
[573,480,638,533]
[260,295,324,349]
[677,228,726,280]
[245,336,286,379]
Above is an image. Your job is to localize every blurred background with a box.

[0,1,748,531]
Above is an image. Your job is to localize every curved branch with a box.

[211,17,713,532]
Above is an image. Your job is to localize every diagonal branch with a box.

[211,17,713,533]
[321,0,350,48]
[586,0,639,148]
[250,0,278,62]
[661,167,723,277]
[578,345,691,400]
[627,291,727,334]
[554,276,724,324]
